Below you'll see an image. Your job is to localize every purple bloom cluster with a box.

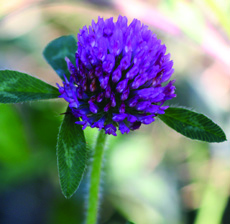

[57,16,176,136]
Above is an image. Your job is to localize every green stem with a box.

[86,130,107,224]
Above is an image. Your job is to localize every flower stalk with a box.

[86,130,107,224]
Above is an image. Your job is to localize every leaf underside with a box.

[57,109,87,198]
[43,35,78,81]
[0,70,60,103]
[159,107,226,143]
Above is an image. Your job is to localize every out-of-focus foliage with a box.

[0,0,229,224]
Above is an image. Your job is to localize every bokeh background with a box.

[0,0,230,223]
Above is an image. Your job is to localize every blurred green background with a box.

[0,0,230,223]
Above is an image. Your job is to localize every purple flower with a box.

[57,16,176,136]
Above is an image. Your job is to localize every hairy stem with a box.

[86,130,107,224]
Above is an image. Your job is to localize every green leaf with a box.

[0,70,60,103]
[43,35,77,80]
[57,109,87,198]
[158,107,227,143]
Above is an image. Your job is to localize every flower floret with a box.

[58,15,176,135]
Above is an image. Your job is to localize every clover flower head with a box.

[57,15,176,136]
